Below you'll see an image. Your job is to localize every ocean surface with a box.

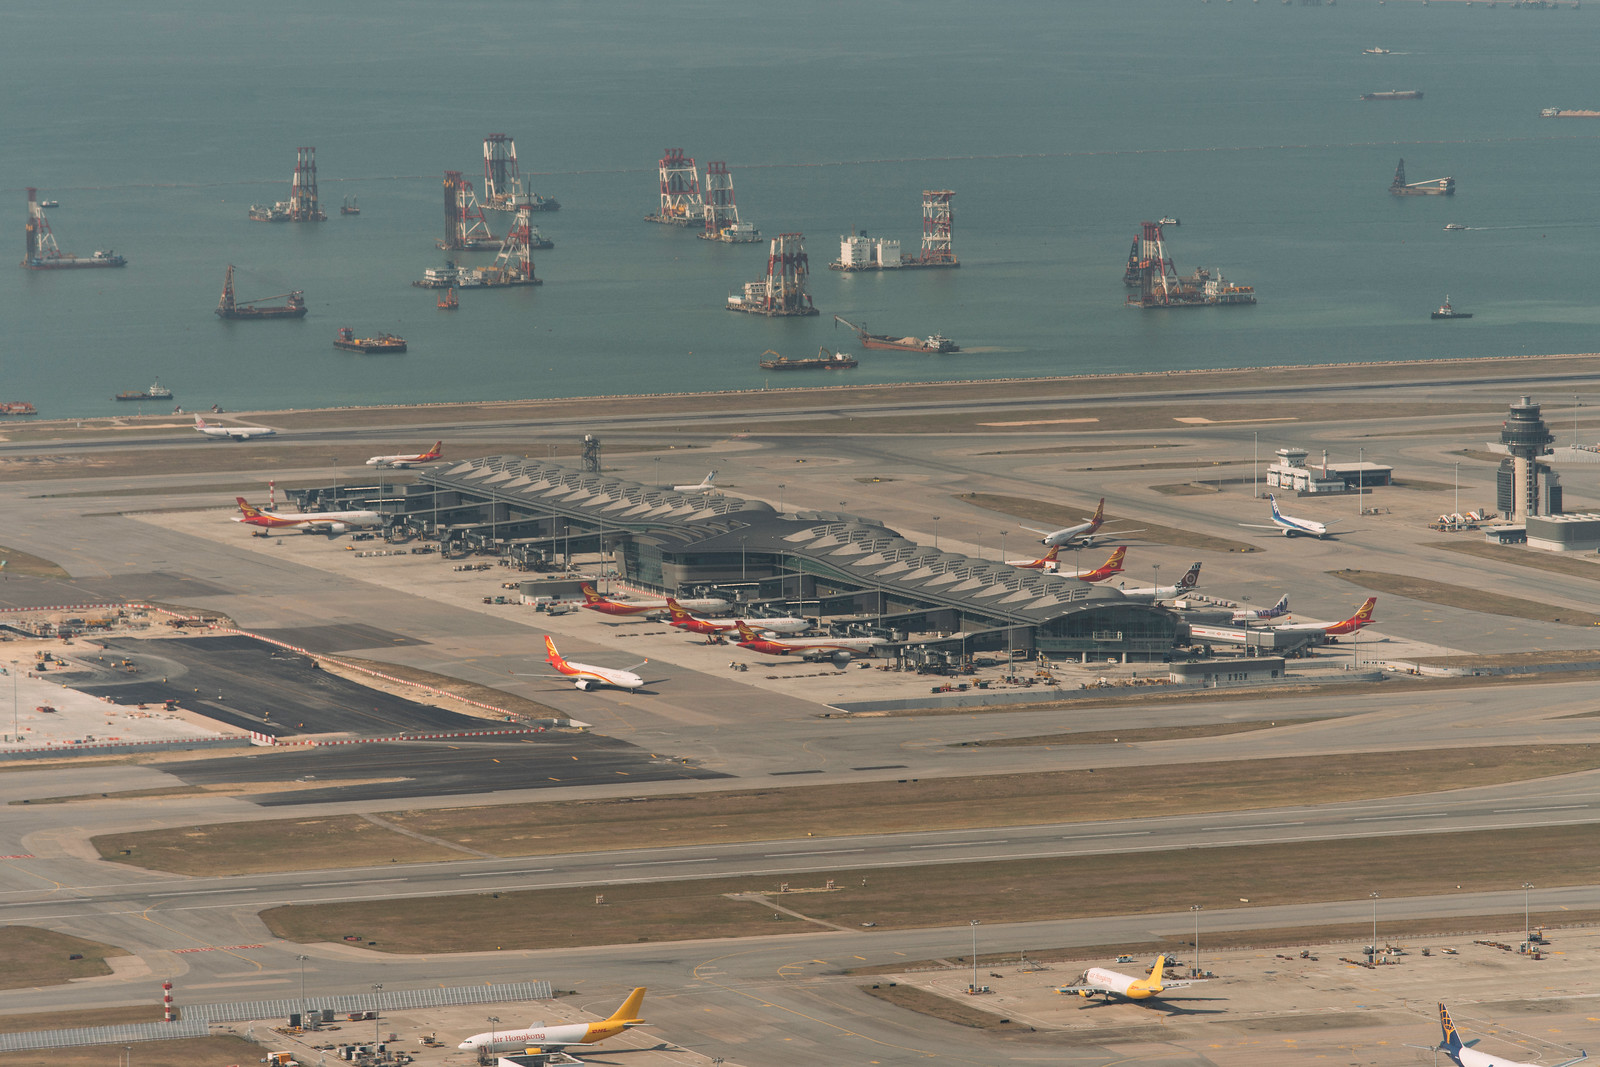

[3,0,1599,418]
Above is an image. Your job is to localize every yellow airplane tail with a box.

[606,987,646,1025]
[1147,955,1168,981]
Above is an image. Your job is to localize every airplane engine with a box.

[574,678,596,691]
[325,523,350,533]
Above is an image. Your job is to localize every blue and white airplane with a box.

[1422,1002,1586,1067]
[1240,494,1340,539]
[1230,594,1289,624]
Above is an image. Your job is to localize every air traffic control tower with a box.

[1499,394,1556,522]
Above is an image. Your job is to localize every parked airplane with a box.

[458,988,647,1052]
[1421,1002,1587,1067]
[1023,498,1145,548]
[195,414,275,440]
[1240,494,1340,539]
[1119,562,1203,602]
[673,470,718,493]
[579,583,730,616]
[366,441,442,468]
[232,497,380,534]
[665,599,809,637]
[1275,597,1378,640]
[1057,955,1204,1003]
[1064,546,1127,583]
[733,621,886,666]
[1230,594,1289,624]
[1008,544,1061,571]
[543,636,645,692]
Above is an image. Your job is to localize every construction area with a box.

[481,133,558,213]
[831,190,960,270]
[413,205,542,289]
[1122,221,1257,309]
[21,188,126,270]
[1390,157,1455,196]
[249,147,327,222]
[725,233,817,315]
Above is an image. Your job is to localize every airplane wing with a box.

[1056,983,1115,996]
[1159,979,1204,990]
[1019,525,1058,537]
[1238,523,1281,530]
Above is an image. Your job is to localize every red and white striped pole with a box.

[163,979,174,1021]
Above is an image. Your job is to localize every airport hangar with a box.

[298,454,1179,662]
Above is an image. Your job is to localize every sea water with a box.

[2,0,1597,417]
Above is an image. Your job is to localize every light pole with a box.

[1454,461,1460,520]
[1358,447,1364,516]
[1000,530,1007,565]
[1370,891,1381,956]
[372,985,383,1047]
[1522,882,1534,944]
[777,483,785,513]
[1253,431,1259,498]
[932,515,940,550]
[969,919,981,993]
[1575,395,1580,449]
[1152,563,1161,597]
[487,1016,499,1053]
[296,954,309,1022]
[1190,905,1203,977]
[653,456,660,486]
[740,537,747,581]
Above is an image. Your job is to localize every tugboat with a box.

[437,287,458,309]
[115,379,173,402]
[1158,216,1180,226]
[1431,296,1472,320]
[334,326,407,353]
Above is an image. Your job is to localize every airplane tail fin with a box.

[1043,544,1060,562]
[235,496,263,518]
[1175,562,1202,590]
[704,471,717,486]
[544,636,566,669]
[194,415,207,429]
[664,598,692,622]
[579,583,604,603]
[1268,494,1281,518]
[1104,546,1126,571]
[1353,597,1377,622]
[1438,1003,1464,1054]
[426,441,443,459]
[1148,955,1168,982]
[1275,594,1290,614]
[1088,497,1105,527]
[607,987,647,1025]
[733,621,760,641]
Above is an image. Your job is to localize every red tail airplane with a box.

[1322,597,1377,637]
[1009,544,1061,571]
[1066,546,1127,583]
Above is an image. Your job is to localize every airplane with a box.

[1273,597,1377,641]
[366,441,442,468]
[1239,494,1340,539]
[664,598,809,638]
[1119,561,1203,603]
[543,636,645,692]
[195,414,275,440]
[673,470,718,493]
[1022,498,1146,548]
[1230,594,1289,624]
[1007,544,1061,571]
[1063,546,1127,583]
[458,987,648,1052]
[579,583,730,617]
[1056,955,1204,1003]
[733,620,887,667]
[232,497,380,534]
[1419,1002,1587,1067]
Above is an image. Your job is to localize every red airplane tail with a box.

[579,583,605,603]
[543,635,567,669]
[1352,597,1377,622]
[423,441,443,460]
[1087,497,1105,530]
[664,598,693,622]
[235,496,264,519]
[733,621,760,642]
[1042,544,1060,562]
[1103,546,1126,572]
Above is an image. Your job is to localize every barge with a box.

[215,265,307,319]
[334,327,407,353]
[832,315,959,352]
[760,347,858,371]
[116,380,173,402]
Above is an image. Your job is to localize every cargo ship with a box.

[115,380,173,402]
[1431,296,1472,320]
[215,264,308,319]
[334,327,407,353]
[1389,159,1453,196]
[0,402,37,416]
[1362,90,1423,100]
[759,347,859,371]
[22,188,125,270]
[832,316,958,352]
[1541,108,1600,118]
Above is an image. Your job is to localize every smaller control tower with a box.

[1499,395,1555,522]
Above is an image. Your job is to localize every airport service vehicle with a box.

[1419,1003,1587,1067]
[1057,955,1204,1003]
[1008,544,1060,571]
[458,988,647,1052]
[733,621,886,666]
[1240,494,1340,539]
[579,583,729,616]
[1273,597,1377,641]
[1063,546,1127,583]
[195,415,275,440]
[672,470,717,493]
[1231,594,1290,624]
[1118,562,1202,602]
[366,442,442,468]
[233,498,380,534]
[542,637,644,692]
[664,599,808,637]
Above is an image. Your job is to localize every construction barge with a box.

[829,191,960,270]
[1362,90,1423,101]
[115,380,173,402]
[22,188,126,270]
[726,234,818,317]
[1122,221,1256,309]
[833,315,959,353]
[415,206,543,289]
[0,402,38,417]
[1542,108,1600,117]
[760,347,858,371]
[1389,158,1453,196]
[249,148,327,222]
[334,327,407,353]
[215,265,307,319]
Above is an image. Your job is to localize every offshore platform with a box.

[21,188,125,269]
[646,149,703,226]
[413,204,541,290]
[699,162,761,243]
[727,233,817,316]
[1389,159,1454,196]
[438,171,500,251]
[1123,221,1255,309]
[249,147,327,222]
[831,190,960,271]
[482,134,559,213]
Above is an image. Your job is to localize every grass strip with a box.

[0,927,128,989]
[1439,540,1600,583]
[0,1006,169,1034]
[1328,569,1600,626]
[954,717,1328,747]
[0,1037,262,1067]
[858,985,1036,1032]
[331,657,566,720]
[98,746,1600,874]
[0,545,68,578]
[958,493,1259,553]
[261,823,1600,952]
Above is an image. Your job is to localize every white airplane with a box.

[232,497,380,534]
[366,441,442,468]
[733,621,887,666]
[673,470,718,493]
[1240,494,1340,539]
[459,988,647,1052]
[1421,1002,1587,1067]
[195,414,275,440]
[1057,955,1204,1003]
[1022,497,1145,548]
[1119,561,1202,603]
[665,599,809,637]
[1230,594,1289,624]
[543,636,645,691]
[579,583,731,617]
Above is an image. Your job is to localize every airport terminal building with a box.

[321,456,1180,661]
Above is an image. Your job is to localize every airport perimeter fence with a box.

[0,736,252,762]
[0,981,554,1052]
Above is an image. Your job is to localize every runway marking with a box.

[1493,805,1589,813]
[1200,821,1306,830]
[908,840,1003,849]
[1061,831,1151,840]
[613,858,716,868]
[458,869,556,878]
[150,888,259,897]
[1351,813,1447,822]
[301,878,408,887]
[978,418,1099,427]
[764,849,866,858]
[172,944,266,954]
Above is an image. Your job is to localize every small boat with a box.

[334,326,407,352]
[437,287,458,309]
[1431,296,1472,320]
[1363,47,1391,55]
[115,380,174,401]
[1443,223,1467,231]
[1158,216,1180,226]
[39,199,59,209]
